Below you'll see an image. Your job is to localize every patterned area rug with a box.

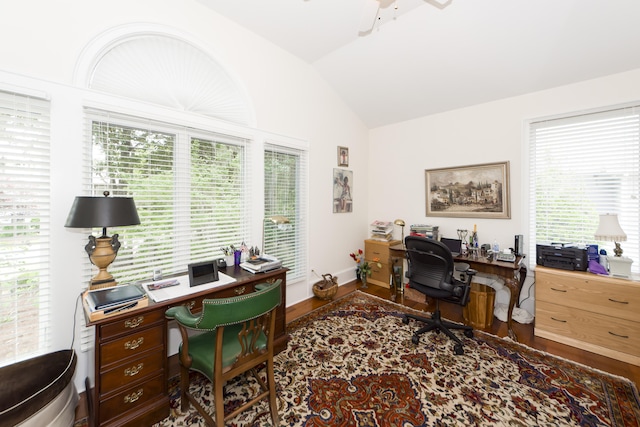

[154,292,640,426]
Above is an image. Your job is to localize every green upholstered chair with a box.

[165,280,282,426]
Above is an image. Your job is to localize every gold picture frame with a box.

[425,161,510,219]
[337,146,349,167]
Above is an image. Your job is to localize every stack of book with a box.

[369,220,394,241]
[410,224,439,239]
[84,284,148,320]
[240,254,282,274]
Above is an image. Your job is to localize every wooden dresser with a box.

[364,239,401,288]
[86,267,287,426]
[535,266,640,365]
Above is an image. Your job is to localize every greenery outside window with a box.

[529,104,639,273]
[264,144,308,282]
[0,90,51,366]
[85,109,252,283]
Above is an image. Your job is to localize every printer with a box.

[536,243,588,271]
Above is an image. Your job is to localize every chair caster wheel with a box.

[464,330,474,338]
[411,335,420,345]
[454,344,464,355]
[402,316,409,325]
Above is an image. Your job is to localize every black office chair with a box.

[402,236,476,355]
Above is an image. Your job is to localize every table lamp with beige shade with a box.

[594,213,633,278]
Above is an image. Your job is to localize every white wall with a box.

[0,0,369,392]
[369,69,640,255]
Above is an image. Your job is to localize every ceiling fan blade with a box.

[359,0,382,36]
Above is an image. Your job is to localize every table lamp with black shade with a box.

[65,191,140,290]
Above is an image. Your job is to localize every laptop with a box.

[440,237,462,256]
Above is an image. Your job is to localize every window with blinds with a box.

[264,144,308,281]
[84,109,252,284]
[529,105,640,273]
[0,89,51,366]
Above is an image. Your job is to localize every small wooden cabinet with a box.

[364,239,401,288]
[535,266,640,365]
[86,267,288,426]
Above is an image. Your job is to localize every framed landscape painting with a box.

[425,161,510,219]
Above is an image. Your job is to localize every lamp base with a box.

[89,277,118,290]
[606,256,633,279]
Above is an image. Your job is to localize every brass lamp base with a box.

[86,235,120,290]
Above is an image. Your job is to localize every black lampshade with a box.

[65,195,140,230]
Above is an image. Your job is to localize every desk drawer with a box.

[536,301,640,357]
[100,310,165,339]
[369,263,391,285]
[100,325,164,367]
[100,350,165,395]
[99,374,165,424]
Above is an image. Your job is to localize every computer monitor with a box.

[440,237,462,256]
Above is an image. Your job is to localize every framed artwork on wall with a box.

[337,146,349,167]
[425,161,510,219]
[333,168,353,213]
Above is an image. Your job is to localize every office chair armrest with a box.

[165,305,201,329]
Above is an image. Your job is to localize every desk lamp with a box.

[65,191,140,289]
[594,213,632,278]
[262,215,290,255]
[394,219,405,246]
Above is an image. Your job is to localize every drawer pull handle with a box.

[550,288,566,293]
[608,298,629,304]
[185,301,195,310]
[266,278,276,284]
[124,316,144,329]
[124,363,144,377]
[550,317,567,323]
[234,286,246,295]
[124,389,143,404]
[124,337,144,350]
[608,331,629,339]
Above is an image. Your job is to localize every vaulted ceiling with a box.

[197,0,640,128]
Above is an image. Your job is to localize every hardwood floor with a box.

[287,281,640,389]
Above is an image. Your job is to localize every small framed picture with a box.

[337,146,349,167]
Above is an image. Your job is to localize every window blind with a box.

[82,109,252,285]
[529,105,640,273]
[0,89,51,366]
[264,144,308,282]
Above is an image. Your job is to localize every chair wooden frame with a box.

[165,280,282,426]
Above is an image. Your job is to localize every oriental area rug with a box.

[150,292,639,427]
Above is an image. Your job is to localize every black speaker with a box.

[514,234,524,256]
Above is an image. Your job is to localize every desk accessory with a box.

[188,260,219,286]
[65,191,140,290]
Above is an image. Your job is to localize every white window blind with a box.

[0,89,51,366]
[529,105,640,273]
[83,109,251,284]
[264,144,308,282]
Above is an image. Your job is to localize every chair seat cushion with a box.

[182,325,267,380]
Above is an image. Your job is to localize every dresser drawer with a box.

[536,301,640,357]
[536,269,640,322]
[365,240,393,261]
[369,263,391,284]
[100,310,165,339]
[100,350,165,395]
[99,374,165,424]
[100,325,164,367]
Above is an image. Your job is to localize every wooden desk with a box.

[84,267,287,427]
[390,244,526,341]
